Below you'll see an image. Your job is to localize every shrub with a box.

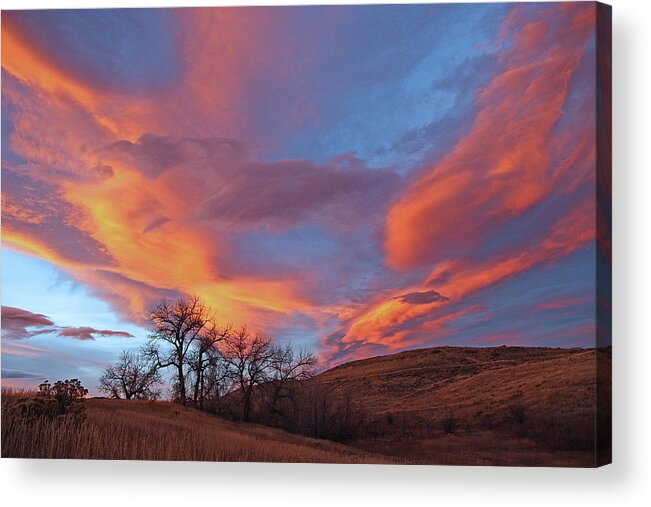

[7,379,89,423]
[507,404,528,425]
[506,404,528,437]
[479,415,495,431]
[441,413,458,435]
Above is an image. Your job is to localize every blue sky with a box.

[1,3,608,391]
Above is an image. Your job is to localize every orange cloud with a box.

[1,14,132,139]
[2,5,602,365]
[334,197,595,354]
[1,10,317,330]
[430,198,595,300]
[2,15,98,109]
[323,4,599,360]
[385,3,595,271]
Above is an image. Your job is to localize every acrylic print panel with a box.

[1,2,611,467]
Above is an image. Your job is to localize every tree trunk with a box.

[199,369,205,410]
[243,388,252,422]
[177,363,186,405]
[193,373,200,405]
[192,351,202,405]
[270,384,283,425]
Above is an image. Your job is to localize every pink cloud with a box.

[1,341,52,358]
[1,306,54,339]
[536,295,592,311]
[1,306,134,341]
[385,3,595,271]
[319,4,598,363]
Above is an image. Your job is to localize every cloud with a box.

[98,135,248,179]
[385,3,595,270]
[325,195,595,361]
[1,341,52,358]
[2,4,602,368]
[2,16,403,326]
[2,168,115,267]
[56,326,134,341]
[394,290,448,305]
[142,215,170,234]
[99,135,401,234]
[1,306,54,339]
[536,295,592,311]
[1,8,402,343]
[320,3,598,363]
[1,369,45,379]
[2,111,400,327]
[197,157,399,233]
[1,305,134,341]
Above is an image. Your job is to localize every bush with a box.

[528,415,596,451]
[7,379,88,423]
[506,404,528,437]
[479,415,495,431]
[507,404,528,425]
[441,413,458,435]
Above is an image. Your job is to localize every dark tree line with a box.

[98,296,371,442]
[98,296,334,427]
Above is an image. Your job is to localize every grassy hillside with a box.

[1,397,392,463]
[316,346,611,466]
[317,346,603,420]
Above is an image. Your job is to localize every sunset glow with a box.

[1,3,610,389]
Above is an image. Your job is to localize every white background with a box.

[0,0,649,505]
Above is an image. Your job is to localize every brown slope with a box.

[315,346,604,423]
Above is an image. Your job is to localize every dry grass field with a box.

[1,397,392,463]
[2,346,610,466]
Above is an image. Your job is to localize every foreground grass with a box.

[2,397,598,465]
[2,398,393,463]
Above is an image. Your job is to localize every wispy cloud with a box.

[1,368,45,379]
[1,4,603,371]
[1,306,134,341]
[320,3,598,362]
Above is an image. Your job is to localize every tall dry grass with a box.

[2,397,392,463]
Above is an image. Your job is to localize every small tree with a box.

[99,350,162,400]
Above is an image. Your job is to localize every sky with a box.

[1,3,611,392]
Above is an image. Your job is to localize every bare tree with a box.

[201,353,235,403]
[220,326,275,421]
[99,350,162,400]
[143,295,211,405]
[188,323,231,409]
[268,345,316,422]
